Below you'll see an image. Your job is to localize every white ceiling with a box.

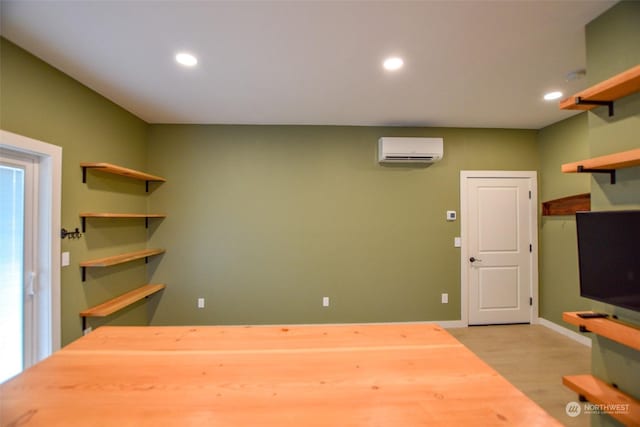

[1,0,617,129]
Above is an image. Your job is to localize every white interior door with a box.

[461,172,538,325]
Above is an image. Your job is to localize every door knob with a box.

[469,257,482,263]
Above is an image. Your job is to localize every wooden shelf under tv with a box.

[563,311,640,351]
[563,375,640,426]
[542,193,590,216]
[559,64,640,113]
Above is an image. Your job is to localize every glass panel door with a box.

[0,162,25,383]
[0,131,61,380]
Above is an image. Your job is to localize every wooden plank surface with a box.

[561,148,640,173]
[559,64,640,111]
[563,312,640,351]
[80,248,165,268]
[0,324,561,426]
[563,374,640,426]
[541,193,590,216]
[81,162,166,182]
[80,284,166,317]
[80,213,166,218]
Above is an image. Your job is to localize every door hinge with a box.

[529,190,531,199]
[529,297,533,306]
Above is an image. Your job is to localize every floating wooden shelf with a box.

[80,213,166,219]
[80,248,165,268]
[560,64,640,115]
[561,148,640,184]
[542,193,590,216]
[80,248,165,281]
[79,213,166,232]
[80,284,165,318]
[80,284,166,329]
[81,162,166,191]
[563,375,640,426]
[562,149,640,173]
[563,311,640,351]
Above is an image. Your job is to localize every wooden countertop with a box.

[0,324,560,426]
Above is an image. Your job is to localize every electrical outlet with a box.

[197,298,205,309]
[322,296,330,307]
[61,251,70,267]
[446,210,457,221]
[441,293,449,304]
[83,326,92,335]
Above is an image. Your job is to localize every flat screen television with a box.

[576,210,640,313]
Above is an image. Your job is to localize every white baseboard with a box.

[242,320,468,328]
[537,317,592,347]
[432,320,467,328]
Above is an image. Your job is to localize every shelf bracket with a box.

[81,217,86,233]
[576,165,616,184]
[575,97,614,117]
[579,325,591,333]
[82,316,87,332]
[145,217,149,228]
[81,267,86,282]
[82,166,88,183]
[145,181,150,193]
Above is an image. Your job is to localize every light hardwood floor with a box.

[449,324,591,427]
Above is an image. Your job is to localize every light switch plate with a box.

[446,210,457,221]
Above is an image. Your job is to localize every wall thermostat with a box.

[446,210,457,221]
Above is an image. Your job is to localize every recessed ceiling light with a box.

[383,57,404,71]
[175,52,198,67]
[543,91,563,101]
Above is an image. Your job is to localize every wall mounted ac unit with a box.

[378,137,443,163]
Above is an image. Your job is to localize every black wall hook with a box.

[61,227,82,239]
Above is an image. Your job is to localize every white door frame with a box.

[460,171,539,326]
[0,129,62,358]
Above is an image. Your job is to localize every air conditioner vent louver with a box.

[385,156,435,161]
[378,137,443,163]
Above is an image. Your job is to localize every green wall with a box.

[2,35,542,342]
[537,113,592,327]
[146,125,538,325]
[1,38,151,345]
[584,2,640,425]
